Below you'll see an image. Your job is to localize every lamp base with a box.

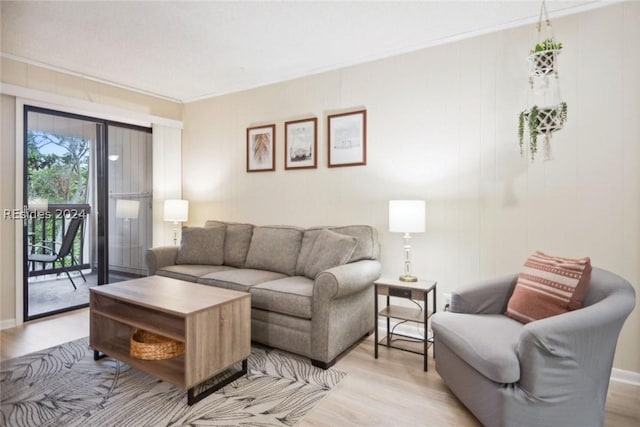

[399,274,418,283]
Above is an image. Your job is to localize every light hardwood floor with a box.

[1,308,639,426]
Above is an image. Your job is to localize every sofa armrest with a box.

[517,288,634,398]
[311,260,381,365]
[145,246,179,275]
[450,274,518,314]
[314,260,382,301]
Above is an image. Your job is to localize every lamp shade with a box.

[164,199,189,222]
[389,200,425,233]
[115,199,140,219]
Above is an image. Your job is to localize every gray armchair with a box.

[431,267,635,427]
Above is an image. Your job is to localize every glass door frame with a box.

[22,105,151,321]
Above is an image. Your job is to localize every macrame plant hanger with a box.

[520,0,567,161]
[529,0,560,88]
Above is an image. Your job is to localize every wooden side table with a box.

[374,277,437,371]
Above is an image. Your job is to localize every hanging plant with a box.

[519,0,567,161]
[531,38,563,54]
[518,102,567,160]
[528,38,563,79]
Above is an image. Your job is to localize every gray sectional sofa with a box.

[146,220,381,368]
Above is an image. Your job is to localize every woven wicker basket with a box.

[130,329,184,360]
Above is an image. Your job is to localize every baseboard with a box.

[610,368,640,386]
[1,318,17,330]
[378,320,640,387]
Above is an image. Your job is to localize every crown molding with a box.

[1,83,183,129]
[1,53,183,104]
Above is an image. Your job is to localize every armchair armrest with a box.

[517,288,635,398]
[145,246,179,275]
[450,273,518,314]
[314,260,382,301]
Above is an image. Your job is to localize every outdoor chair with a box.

[28,217,87,290]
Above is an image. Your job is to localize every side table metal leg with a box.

[374,285,379,359]
[423,291,428,371]
[432,285,437,360]
[386,295,391,345]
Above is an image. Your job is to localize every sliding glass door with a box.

[107,125,153,283]
[23,106,152,320]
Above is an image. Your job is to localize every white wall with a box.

[0,94,17,328]
[152,124,184,247]
[182,3,639,373]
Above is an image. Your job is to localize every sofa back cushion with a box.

[245,225,303,276]
[205,220,254,267]
[296,225,380,276]
[223,223,254,267]
[175,225,226,265]
[303,229,358,279]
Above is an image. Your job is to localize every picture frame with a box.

[246,124,276,172]
[284,117,317,170]
[327,109,367,167]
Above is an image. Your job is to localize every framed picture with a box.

[328,109,367,167]
[285,117,317,170]
[246,124,276,172]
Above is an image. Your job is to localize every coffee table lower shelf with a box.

[92,342,248,406]
[93,350,248,406]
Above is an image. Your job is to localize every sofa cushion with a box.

[296,225,379,275]
[204,220,225,228]
[198,268,287,292]
[175,226,226,265]
[303,229,357,279]
[251,276,314,319]
[205,221,254,268]
[334,225,380,262]
[245,226,303,276]
[432,312,523,383]
[506,251,592,324]
[296,229,322,275]
[157,264,234,282]
[224,223,253,267]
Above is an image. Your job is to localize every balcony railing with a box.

[27,203,91,278]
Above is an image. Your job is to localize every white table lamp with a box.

[164,199,189,245]
[389,200,425,282]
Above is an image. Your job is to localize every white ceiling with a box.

[1,1,608,103]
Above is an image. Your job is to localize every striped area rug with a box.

[1,338,346,426]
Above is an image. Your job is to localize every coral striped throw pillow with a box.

[506,251,592,324]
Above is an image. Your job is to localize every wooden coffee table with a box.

[89,275,251,405]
